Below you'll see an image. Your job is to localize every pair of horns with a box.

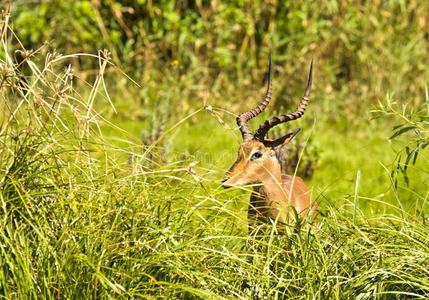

[236,56,313,141]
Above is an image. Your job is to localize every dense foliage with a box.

[8,0,429,113]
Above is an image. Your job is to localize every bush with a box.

[4,0,428,117]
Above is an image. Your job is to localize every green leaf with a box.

[389,126,415,140]
[392,124,405,130]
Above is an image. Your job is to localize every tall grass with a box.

[1,9,428,299]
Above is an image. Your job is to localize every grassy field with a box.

[1,3,429,299]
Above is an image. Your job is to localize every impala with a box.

[222,57,318,226]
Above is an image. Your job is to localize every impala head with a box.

[222,57,313,188]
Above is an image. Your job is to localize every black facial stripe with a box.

[227,154,242,173]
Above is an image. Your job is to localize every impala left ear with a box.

[264,128,301,149]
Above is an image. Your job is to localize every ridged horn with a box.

[236,56,272,140]
[254,59,313,141]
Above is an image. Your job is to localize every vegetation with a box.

[1,1,428,298]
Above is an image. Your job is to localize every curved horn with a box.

[236,56,272,140]
[254,59,313,141]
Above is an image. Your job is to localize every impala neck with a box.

[261,176,286,201]
[258,162,289,203]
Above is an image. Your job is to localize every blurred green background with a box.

[10,0,428,103]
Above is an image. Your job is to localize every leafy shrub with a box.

[374,89,429,187]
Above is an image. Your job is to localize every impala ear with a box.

[264,128,301,149]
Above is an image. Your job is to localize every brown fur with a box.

[223,138,318,225]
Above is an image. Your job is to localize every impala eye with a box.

[252,152,263,159]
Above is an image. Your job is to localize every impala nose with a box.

[221,179,231,189]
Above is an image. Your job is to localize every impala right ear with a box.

[264,128,301,149]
